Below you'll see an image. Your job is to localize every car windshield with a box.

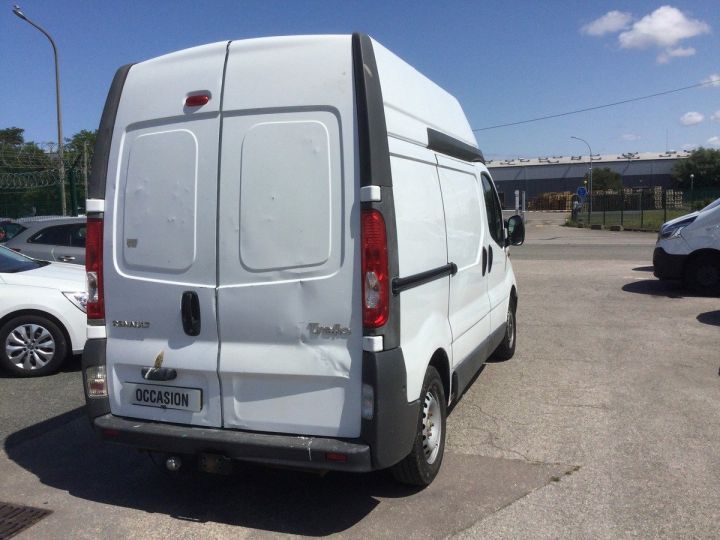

[0,246,47,273]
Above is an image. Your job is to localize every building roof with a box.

[486,150,691,168]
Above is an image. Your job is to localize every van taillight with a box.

[86,217,104,320]
[361,210,389,328]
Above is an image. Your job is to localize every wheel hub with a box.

[5,324,56,371]
[422,390,442,464]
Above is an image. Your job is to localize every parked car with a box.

[82,33,525,486]
[3,216,86,264]
[0,246,87,377]
[654,197,720,293]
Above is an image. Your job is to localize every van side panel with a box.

[217,37,361,437]
[103,43,228,427]
[389,139,453,402]
[436,155,491,371]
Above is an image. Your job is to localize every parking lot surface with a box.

[1,212,718,539]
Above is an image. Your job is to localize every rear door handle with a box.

[482,247,487,276]
[488,245,494,273]
[181,291,201,336]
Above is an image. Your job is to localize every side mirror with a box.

[505,215,525,246]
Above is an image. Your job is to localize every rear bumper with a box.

[93,413,372,472]
[83,339,419,473]
[653,247,687,280]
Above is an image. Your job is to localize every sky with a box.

[1,0,718,160]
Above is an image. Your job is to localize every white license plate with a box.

[124,383,202,412]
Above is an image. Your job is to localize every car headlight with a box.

[63,291,88,313]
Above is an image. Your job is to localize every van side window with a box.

[481,174,504,244]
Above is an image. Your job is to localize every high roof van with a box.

[654,197,720,293]
[82,34,525,486]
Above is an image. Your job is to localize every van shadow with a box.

[4,409,417,536]
[622,279,712,299]
[631,266,655,272]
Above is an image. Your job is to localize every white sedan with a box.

[0,246,87,377]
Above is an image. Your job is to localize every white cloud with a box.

[619,6,710,49]
[704,74,720,87]
[680,112,704,125]
[657,46,696,64]
[707,136,720,147]
[621,134,641,141]
[711,111,720,123]
[581,11,633,36]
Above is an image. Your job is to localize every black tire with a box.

[391,366,446,486]
[0,315,68,377]
[490,298,517,361]
[684,255,720,294]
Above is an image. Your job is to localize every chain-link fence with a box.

[565,187,720,231]
[0,142,90,218]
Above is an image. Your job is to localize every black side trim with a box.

[88,64,133,199]
[453,323,505,398]
[392,263,457,295]
[361,348,420,469]
[81,338,110,420]
[427,128,485,163]
[352,33,401,349]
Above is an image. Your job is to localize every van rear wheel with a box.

[391,366,446,486]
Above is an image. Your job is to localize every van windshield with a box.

[700,197,720,213]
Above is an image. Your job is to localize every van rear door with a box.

[216,37,362,438]
[103,43,227,427]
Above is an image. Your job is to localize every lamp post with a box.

[13,4,66,215]
[690,173,694,206]
[571,136,593,219]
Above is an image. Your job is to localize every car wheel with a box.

[0,315,68,377]
[684,255,720,294]
[490,298,517,361]
[391,366,446,486]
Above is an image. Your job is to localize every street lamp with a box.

[571,136,593,215]
[13,4,66,215]
[690,173,695,205]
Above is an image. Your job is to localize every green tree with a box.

[0,127,25,146]
[672,147,720,189]
[64,129,96,155]
[586,167,622,191]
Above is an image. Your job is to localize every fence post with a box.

[603,194,606,226]
[620,191,624,227]
[663,188,667,224]
[69,167,78,216]
[640,188,644,229]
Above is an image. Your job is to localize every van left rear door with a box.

[103,43,227,428]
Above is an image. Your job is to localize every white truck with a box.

[82,34,525,486]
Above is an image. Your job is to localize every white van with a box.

[654,197,720,293]
[82,34,525,486]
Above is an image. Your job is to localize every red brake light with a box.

[361,210,389,328]
[185,94,210,107]
[86,217,104,320]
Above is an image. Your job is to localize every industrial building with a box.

[487,150,690,207]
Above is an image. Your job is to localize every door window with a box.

[28,224,75,246]
[481,175,504,245]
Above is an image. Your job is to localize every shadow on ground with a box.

[4,410,572,538]
[622,280,715,299]
[632,266,655,272]
[697,311,720,327]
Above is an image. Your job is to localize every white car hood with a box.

[662,210,699,229]
[1,262,86,291]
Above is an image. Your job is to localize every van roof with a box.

[133,34,479,155]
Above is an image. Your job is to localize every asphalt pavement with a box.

[1,212,718,539]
